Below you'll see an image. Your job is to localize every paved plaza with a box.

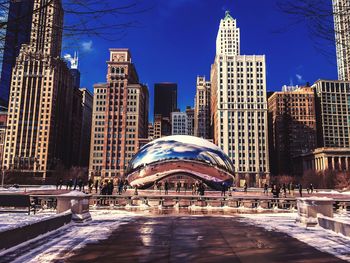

[65,216,345,263]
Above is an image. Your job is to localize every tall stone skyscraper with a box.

[89,49,149,178]
[333,0,350,80]
[194,76,211,139]
[211,11,269,186]
[2,0,75,181]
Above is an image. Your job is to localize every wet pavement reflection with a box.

[65,208,345,263]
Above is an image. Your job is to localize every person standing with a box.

[221,182,226,196]
[298,183,303,197]
[271,184,279,198]
[282,183,287,197]
[263,183,268,195]
[176,181,181,193]
[94,179,99,194]
[164,180,169,195]
[118,179,124,195]
[244,182,248,193]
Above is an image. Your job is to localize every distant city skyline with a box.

[64,0,337,121]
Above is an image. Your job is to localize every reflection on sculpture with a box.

[126,135,235,190]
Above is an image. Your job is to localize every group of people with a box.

[152,180,207,196]
[56,177,85,191]
[264,182,315,198]
[56,177,130,195]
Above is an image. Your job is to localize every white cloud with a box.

[81,40,93,52]
[296,74,304,83]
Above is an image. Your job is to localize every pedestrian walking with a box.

[191,183,196,195]
[309,183,314,194]
[298,183,303,197]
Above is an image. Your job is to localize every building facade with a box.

[0,0,34,107]
[88,49,149,179]
[171,111,188,135]
[194,76,211,139]
[211,11,269,186]
[2,0,75,181]
[333,0,350,81]
[154,83,177,119]
[186,106,194,136]
[79,88,93,167]
[0,111,7,169]
[313,80,350,148]
[268,86,317,176]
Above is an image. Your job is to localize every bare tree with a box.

[0,0,151,53]
[277,0,339,58]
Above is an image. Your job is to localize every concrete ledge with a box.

[0,212,72,250]
[318,214,350,237]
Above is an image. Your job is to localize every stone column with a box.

[324,157,328,170]
[346,157,349,171]
[331,157,335,170]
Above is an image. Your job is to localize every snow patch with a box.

[239,213,350,261]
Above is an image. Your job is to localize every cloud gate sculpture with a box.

[126,135,235,190]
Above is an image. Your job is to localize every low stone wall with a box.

[318,215,350,237]
[0,212,72,250]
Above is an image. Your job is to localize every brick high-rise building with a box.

[89,49,149,178]
[211,11,269,186]
[186,106,194,136]
[333,0,350,81]
[194,76,211,139]
[268,86,317,176]
[2,0,75,181]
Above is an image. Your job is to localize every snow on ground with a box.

[0,211,56,232]
[0,185,57,193]
[1,210,138,263]
[239,213,350,262]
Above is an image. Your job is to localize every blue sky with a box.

[63,0,337,121]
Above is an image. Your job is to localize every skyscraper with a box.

[194,76,211,139]
[79,88,93,167]
[154,83,177,119]
[0,0,34,107]
[333,0,350,80]
[88,49,149,178]
[2,0,75,181]
[313,80,350,148]
[268,86,317,176]
[211,11,269,186]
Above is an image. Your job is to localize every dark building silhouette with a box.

[0,0,34,107]
[268,86,317,176]
[154,83,177,119]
